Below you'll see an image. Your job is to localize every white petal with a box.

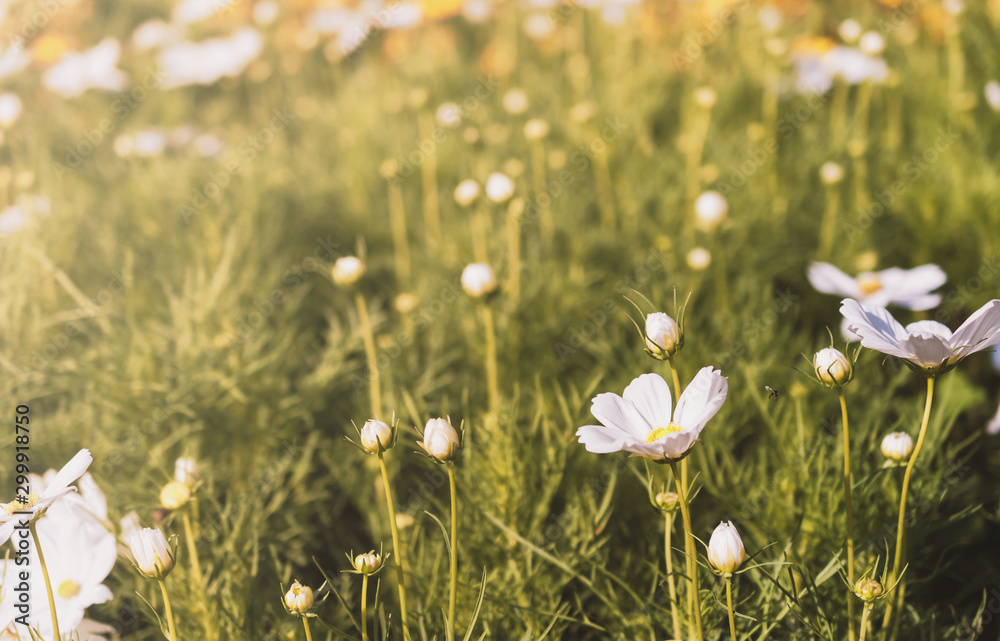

[655,430,700,460]
[41,449,92,499]
[878,264,947,301]
[76,583,113,607]
[0,519,15,546]
[892,293,942,311]
[808,262,861,297]
[622,373,673,427]
[673,367,728,436]
[576,425,634,454]
[904,320,953,340]
[839,299,909,358]
[949,300,1000,358]
[898,332,953,369]
[987,401,1000,435]
[590,392,652,439]
[839,315,862,342]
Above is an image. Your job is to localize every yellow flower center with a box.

[857,274,882,296]
[646,423,685,443]
[58,580,81,599]
[2,493,39,516]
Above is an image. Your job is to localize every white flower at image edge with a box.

[576,367,728,461]
[840,298,1000,374]
[0,449,92,545]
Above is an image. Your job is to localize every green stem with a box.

[447,463,459,641]
[378,453,411,641]
[302,617,314,641]
[361,572,369,641]
[883,376,936,636]
[665,512,682,641]
[482,305,500,417]
[859,603,873,641]
[725,577,738,641]
[355,292,382,420]
[669,460,703,641]
[159,579,180,641]
[181,512,205,588]
[30,523,60,641]
[840,388,856,641]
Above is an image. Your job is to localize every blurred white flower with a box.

[694,191,727,229]
[173,0,218,24]
[160,480,191,509]
[841,298,1000,375]
[0,93,22,129]
[523,118,550,141]
[134,129,168,157]
[809,262,945,311]
[819,161,845,185]
[524,13,556,40]
[159,28,263,89]
[858,32,885,56]
[880,432,914,461]
[42,39,128,98]
[577,368,728,461]
[332,256,365,286]
[693,86,718,109]
[435,102,462,128]
[838,19,862,44]
[757,5,782,33]
[0,449,92,545]
[987,401,1000,435]
[686,247,711,270]
[943,0,964,15]
[0,41,32,82]
[253,0,281,25]
[453,179,481,207]
[503,88,529,115]
[708,521,746,574]
[985,81,1000,112]
[461,263,497,298]
[793,45,887,93]
[113,134,135,158]
[131,19,179,51]
[485,172,515,203]
[462,0,494,23]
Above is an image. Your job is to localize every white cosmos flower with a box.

[576,367,728,461]
[42,39,128,98]
[0,449,92,545]
[485,172,515,203]
[840,298,1000,375]
[158,29,263,89]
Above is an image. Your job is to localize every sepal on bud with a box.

[345,548,388,576]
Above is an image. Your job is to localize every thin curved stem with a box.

[30,523,60,641]
[725,577,738,641]
[482,305,500,417]
[665,512,682,641]
[159,579,180,641]
[882,376,936,636]
[447,463,460,641]
[669,460,703,641]
[181,512,205,588]
[378,453,411,640]
[302,617,314,641]
[839,388,856,641]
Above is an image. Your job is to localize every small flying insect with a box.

[765,385,781,400]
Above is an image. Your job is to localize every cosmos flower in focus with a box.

[576,368,728,461]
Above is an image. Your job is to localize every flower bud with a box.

[880,432,913,462]
[854,578,883,602]
[654,491,679,512]
[819,162,844,185]
[461,263,498,299]
[395,292,419,314]
[859,31,884,56]
[361,419,393,454]
[838,19,862,44]
[813,348,853,387]
[693,86,717,109]
[332,256,365,287]
[129,528,175,580]
[353,551,383,574]
[485,172,515,203]
[435,102,462,128]
[708,521,746,574]
[419,417,461,462]
[159,481,191,510]
[174,457,199,487]
[502,88,529,115]
[694,191,728,229]
[645,313,681,358]
[453,179,481,207]
[686,247,712,270]
[284,581,314,615]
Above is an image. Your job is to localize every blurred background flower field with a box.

[3,0,1000,638]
